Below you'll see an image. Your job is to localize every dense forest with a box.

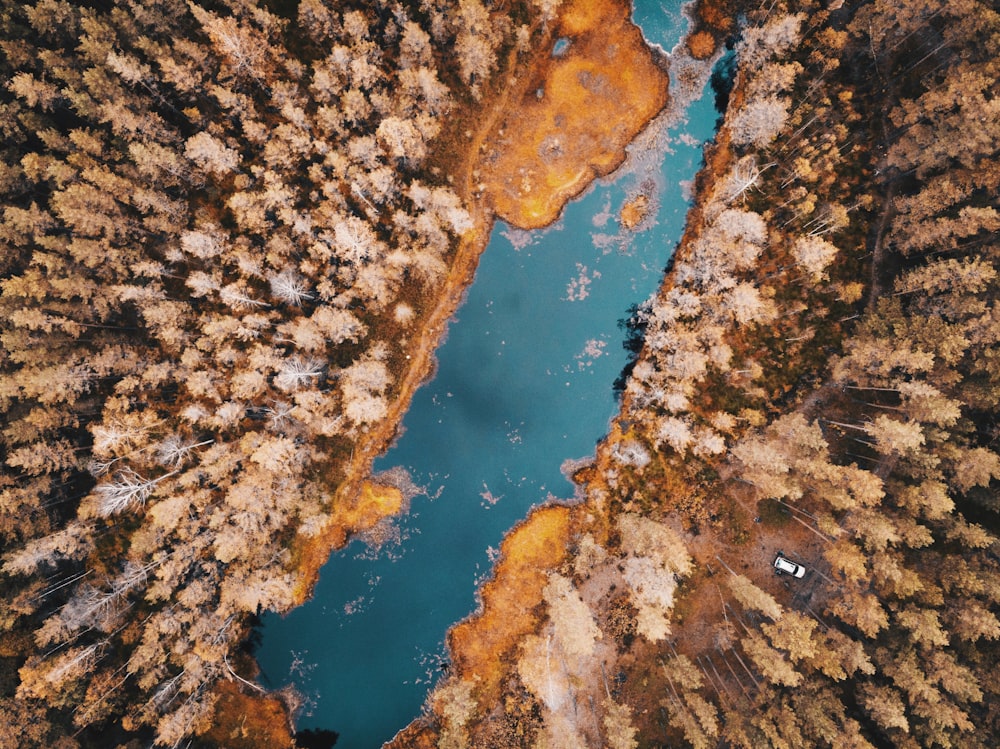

[397,0,1000,747]
[2,0,1000,747]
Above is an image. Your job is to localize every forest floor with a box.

[680,494,833,654]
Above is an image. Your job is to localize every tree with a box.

[398,66,452,116]
[729,95,791,149]
[267,269,311,306]
[656,416,694,454]
[894,257,997,297]
[829,588,889,638]
[623,556,678,641]
[720,281,776,325]
[453,0,499,97]
[726,574,783,621]
[543,573,600,659]
[738,13,804,71]
[531,0,562,25]
[399,21,432,69]
[2,521,94,576]
[866,415,925,457]
[860,684,910,733]
[792,235,839,281]
[376,116,427,164]
[18,642,107,704]
[187,2,275,83]
[275,356,323,391]
[716,156,763,203]
[896,381,961,427]
[950,447,1000,493]
[185,132,240,175]
[741,631,802,687]
[763,611,818,663]
[617,513,693,577]
[603,698,638,749]
[435,678,478,749]
[896,605,948,648]
[92,470,177,517]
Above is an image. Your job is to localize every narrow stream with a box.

[256,3,720,746]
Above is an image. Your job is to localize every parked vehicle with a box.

[773,551,806,578]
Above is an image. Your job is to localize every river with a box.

[256,3,721,746]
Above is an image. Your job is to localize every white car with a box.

[773,552,806,578]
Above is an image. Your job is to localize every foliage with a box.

[0,0,526,744]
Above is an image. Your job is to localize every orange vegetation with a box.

[687,0,736,60]
[385,722,439,749]
[697,0,738,37]
[477,0,670,229]
[447,505,571,701]
[291,481,402,604]
[687,29,717,59]
[619,192,651,230]
[202,681,294,749]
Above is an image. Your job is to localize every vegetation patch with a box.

[290,480,403,604]
[447,505,572,705]
[476,0,670,229]
[619,193,651,231]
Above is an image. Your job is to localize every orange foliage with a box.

[385,722,438,749]
[478,0,669,228]
[201,681,294,749]
[335,480,404,535]
[447,505,571,702]
[687,30,717,60]
[620,193,651,230]
[291,481,403,604]
[697,0,737,36]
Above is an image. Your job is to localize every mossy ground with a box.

[477,0,670,229]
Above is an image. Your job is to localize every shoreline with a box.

[288,0,673,608]
[383,3,734,747]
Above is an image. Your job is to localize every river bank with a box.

[380,4,735,745]
[284,0,670,611]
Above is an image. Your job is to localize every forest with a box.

[2,0,999,747]
[0,0,547,745]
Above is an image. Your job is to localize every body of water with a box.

[256,3,719,745]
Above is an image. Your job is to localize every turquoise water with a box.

[257,3,718,746]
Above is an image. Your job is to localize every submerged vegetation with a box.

[2,0,999,747]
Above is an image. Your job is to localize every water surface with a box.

[257,4,719,745]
